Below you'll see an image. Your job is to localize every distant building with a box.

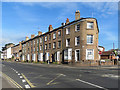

[101,49,116,60]
[11,42,22,61]
[2,43,15,59]
[98,46,105,52]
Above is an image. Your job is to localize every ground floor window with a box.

[22,55,25,61]
[38,53,43,61]
[32,54,36,61]
[45,52,49,61]
[27,54,30,60]
[57,51,60,61]
[64,48,72,60]
[86,49,94,60]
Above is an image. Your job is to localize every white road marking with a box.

[16,71,18,73]
[22,79,26,82]
[18,73,20,75]
[76,79,108,90]
[20,76,23,78]
[25,84,30,88]
[102,74,119,79]
[60,74,66,77]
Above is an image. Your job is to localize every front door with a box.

[75,50,80,61]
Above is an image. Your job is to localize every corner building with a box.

[21,10,99,64]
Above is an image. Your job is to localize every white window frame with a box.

[64,49,68,60]
[53,33,56,39]
[58,31,61,37]
[75,49,80,62]
[66,39,70,47]
[40,45,42,50]
[75,24,80,31]
[57,51,60,61]
[75,36,80,46]
[87,35,94,44]
[66,27,70,34]
[58,41,61,48]
[38,53,43,61]
[45,36,47,41]
[68,48,72,60]
[86,49,94,60]
[87,22,94,29]
[45,44,47,50]
[46,52,49,61]
[40,38,42,43]
[53,42,56,49]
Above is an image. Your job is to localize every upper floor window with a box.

[58,41,61,48]
[34,40,35,45]
[40,45,42,50]
[53,42,56,49]
[66,38,70,47]
[49,34,51,40]
[40,37,42,43]
[37,46,38,52]
[53,32,56,39]
[75,24,80,31]
[28,42,29,46]
[58,31,61,37]
[45,36,47,41]
[66,27,70,34]
[87,35,93,44]
[31,41,32,46]
[34,47,35,52]
[49,43,51,49]
[75,36,80,46]
[87,22,94,29]
[37,39,39,44]
[45,44,47,50]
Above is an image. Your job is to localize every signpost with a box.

[98,51,102,66]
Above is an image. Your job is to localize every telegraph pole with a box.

[113,42,115,50]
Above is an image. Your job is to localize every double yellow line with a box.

[21,73,35,88]
[1,72,24,90]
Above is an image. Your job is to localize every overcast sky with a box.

[1,2,118,51]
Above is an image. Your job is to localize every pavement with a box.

[1,60,120,89]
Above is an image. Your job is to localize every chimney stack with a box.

[19,42,22,50]
[66,18,69,24]
[38,31,42,36]
[25,36,29,41]
[48,25,53,32]
[75,10,80,20]
[31,34,35,39]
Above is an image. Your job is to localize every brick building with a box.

[20,10,99,64]
[11,42,22,61]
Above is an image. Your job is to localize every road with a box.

[2,61,119,89]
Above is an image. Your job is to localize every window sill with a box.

[87,43,93,45]
[86,28,94,30]
[75,30,80,32]
[75,44,80,46]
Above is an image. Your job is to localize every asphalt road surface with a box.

[2,61,119,89]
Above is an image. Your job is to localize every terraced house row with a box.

[2,10,100,64]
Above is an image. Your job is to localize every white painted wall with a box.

[7,47,12,59]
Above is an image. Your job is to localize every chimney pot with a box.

[38,31,42,36]
[25,36,29,41]
[31,34,35,39]
[75,10,80,20]
[48,25,53,31]
[66,18,69,24]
